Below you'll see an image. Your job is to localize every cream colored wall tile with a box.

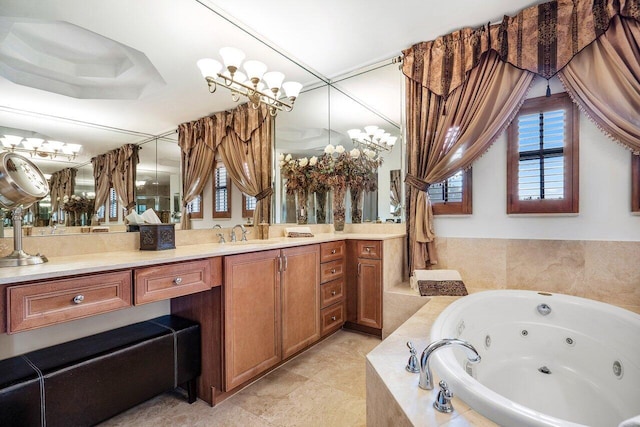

[384,237,407,289]
[506,239,586,295]
[583,241,640,307]
[440,238,507,290]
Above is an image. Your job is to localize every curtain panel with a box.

[91,153,112,214]
[217,103,273,239]
[49,168,77,214]
[111,144,140,215]
[405,51,534,271]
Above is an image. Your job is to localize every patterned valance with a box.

[403,0,640,96]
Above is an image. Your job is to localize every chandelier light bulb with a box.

[2,135,23,148]
[364,125,378,136]
[243,60,267,84]
[263,71,285,90]
[197,58,223,78]
[282,81,302,99]
[347,129,362,139]
[25,137,43,148]
[387,136,398,146]
[219,47,245,74]
[47,140,64,151]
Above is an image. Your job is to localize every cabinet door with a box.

[357,258,382,329]
[281,245,320,359]
[224,250,281,390]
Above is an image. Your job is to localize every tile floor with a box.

[100,330,381,427]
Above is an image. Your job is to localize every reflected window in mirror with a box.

[242,194,256,219]
[213,162,231,219]
[109,188,119,221]
[428,169,472,215]
[188,193,203,219]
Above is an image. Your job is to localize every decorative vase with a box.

[350,187,363,223]
[296,189,308,224]
[315,189,328,224]
[332,187,346,232]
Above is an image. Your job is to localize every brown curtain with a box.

[217,103,273,238]
[178,115,220,229]
[405,51,534,272]
[111,144,140,215]
[558,15,640,154]
[390,169,402,215]
[402,0,640,274]
[92,153,112,214]
[49,168,77,214]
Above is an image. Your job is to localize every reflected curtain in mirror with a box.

[49,168,77,217]
[390,170,401,216]
[111,144,140,215]
[178,116,219,230]
[217,103,272,238]
[92,153,111,214]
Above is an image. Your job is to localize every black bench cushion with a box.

[0,356,42,427]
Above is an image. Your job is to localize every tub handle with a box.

[537,303,552,316]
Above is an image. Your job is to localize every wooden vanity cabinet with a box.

[319,241,345,336]
[345,240,383,337]
[222,245,320,393]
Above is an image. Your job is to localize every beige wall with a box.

[434,237,640,314]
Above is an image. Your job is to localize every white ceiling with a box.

[0,0,544,175]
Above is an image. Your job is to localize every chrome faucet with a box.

[213,224,225,243]
[231,224,247,242]
[419,338,481,390]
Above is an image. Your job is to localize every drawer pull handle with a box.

[73,295,85,304]
[331,249,336,254]
[331,316,337,321]
[331,268,336,274]
[173,277,183,285]
[365,247,371,252]
[331,290,337,296]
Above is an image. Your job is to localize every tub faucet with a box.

[231,224,247,242]
[50,224,57,235]
[419,338,481,390]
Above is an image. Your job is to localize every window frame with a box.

[242,194,256,218]
[429,168,472,215]
[212,162,232,219]
[632,154,640,213]
[187,193,203,219]
[507,92,579,214]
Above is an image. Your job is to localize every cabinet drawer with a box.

[7,270,132,333]
[356,240,381,259]
[320,259,344,284]
[320,278,344,309]
[320,241,345,263]
[134,258,213,305]
[321,303,344,336]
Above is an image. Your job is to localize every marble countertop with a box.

[0,232,405,285]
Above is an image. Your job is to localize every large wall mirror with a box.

[0,1,404,237]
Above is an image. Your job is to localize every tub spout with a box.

[419,338,481,390]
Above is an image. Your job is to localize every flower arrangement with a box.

[60,194,94,213]
[279,153,313,195]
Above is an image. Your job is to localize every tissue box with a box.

[138,224,176,250]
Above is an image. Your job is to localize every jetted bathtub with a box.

[429,290,640,427]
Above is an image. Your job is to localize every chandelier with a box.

[197,47,302,117]
[348,126,398,153]
[0,135,82,161]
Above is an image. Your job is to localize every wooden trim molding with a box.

[632,154,640,213]
[431,168,472,215]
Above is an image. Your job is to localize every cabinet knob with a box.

[331,268,336,274]
[331,290,337,296]
[331,316,337,321]
[365,247,371,252]
[73,294,84,304]
[331,249,336,254]
[173,277,183,285]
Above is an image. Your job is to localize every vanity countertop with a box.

[0,232,405,285]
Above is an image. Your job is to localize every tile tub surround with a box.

[99,330,380,427]
[434,237,640,314]
[366,296,499,427]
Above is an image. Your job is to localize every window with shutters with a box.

[187,194,203,219]
[242,194,256,218]
[213,162,231,219]
[428,169,472,215]
[633,154,640,213]
[507,92,578,214]
[109,188,118,221]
